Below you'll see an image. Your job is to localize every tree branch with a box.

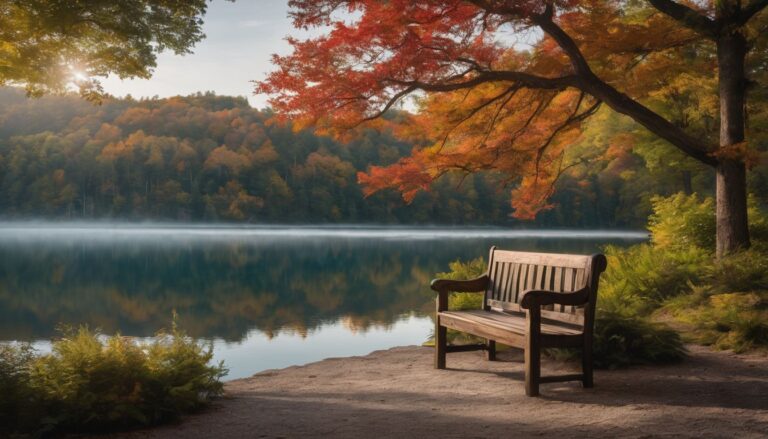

[533,96,601,179]
[647,0,718,38]
[532,9,719,167]
[436,85,521,153]
[359,85,416,122]
[739,0,768,25]
[386,71,577,92]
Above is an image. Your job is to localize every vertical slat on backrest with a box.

[552,266,564,312]
[566,268,586,313]
[543,265,553,290]
[569,268,579,309]
[553,266,563,292]
[525,264,536,292]
[514,263,523,302]
[484,246,496,310]
[574,268,586,290]
[537,266,553,310]
[486,259,499,300]
[563,267,575,292]
[504,263,518,302]
[497,262,509,302]
[493,262,504,300]
[514,264,528,303]
[534,265,544,290]
[495,262,505,301]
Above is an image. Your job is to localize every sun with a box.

[67,64,89,83]
[71,70,88,82]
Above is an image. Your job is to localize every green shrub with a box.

[424,258,486,345]
[0,343,36,433]
[436,257,487,312]
[591,312,686,368]
[0,323,226,436]
[648,192,768,252]
[648,192,715,251]
[598,243,710,316]
[664,289,768,352]
[705,248,768,293]
[748,194,768,246]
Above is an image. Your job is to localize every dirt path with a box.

[116,345,768,438]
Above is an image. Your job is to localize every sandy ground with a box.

[115,345,768,439]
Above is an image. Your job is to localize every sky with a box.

[101,1,308,109]
[99,1,534,111]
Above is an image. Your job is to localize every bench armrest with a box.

[519,287,590,309]
[430,275,489,293]
[432,275,489,312]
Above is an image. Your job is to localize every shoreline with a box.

[114,344,768,438]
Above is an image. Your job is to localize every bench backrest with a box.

[484,247,607,328]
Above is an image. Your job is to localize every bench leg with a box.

[486,339,496,361]
[525,341,540,397]
[435,321,447,369]
[582,339,594,388]
[525,308,541,396]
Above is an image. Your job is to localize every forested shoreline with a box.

[0,87,763,227]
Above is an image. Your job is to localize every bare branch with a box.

[647,0,718,38]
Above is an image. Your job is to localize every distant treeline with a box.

[0,88,518,224]
[0,87,747,226]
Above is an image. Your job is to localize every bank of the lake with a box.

[111,344,768,439]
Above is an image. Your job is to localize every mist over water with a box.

[0,222,648,243]
[0,222,647,379]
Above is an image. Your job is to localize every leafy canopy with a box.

[257,0,767,218]
[0,0,209,99]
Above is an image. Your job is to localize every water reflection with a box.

[0,224,645,378]
[0,225,647,342]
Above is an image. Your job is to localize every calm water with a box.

[0,223,647,379]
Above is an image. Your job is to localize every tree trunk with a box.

[716,27,750,256]
[681,170,692,195]
[716,160,749,256]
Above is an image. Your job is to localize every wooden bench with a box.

[431,247,607,396]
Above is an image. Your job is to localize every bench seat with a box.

[439,309,583,347]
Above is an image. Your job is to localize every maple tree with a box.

[257,0,768,256]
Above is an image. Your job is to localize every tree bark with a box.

[681,170,693,195]
[716,28,751,256]
[716,160,750,256]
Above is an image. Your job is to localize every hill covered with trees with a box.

[0,87,761,226]
[0,88,513,224]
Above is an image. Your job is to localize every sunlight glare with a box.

[72,70,88,82]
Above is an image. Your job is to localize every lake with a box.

[0,223,647,379]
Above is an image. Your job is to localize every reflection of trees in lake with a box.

[0,237,639,341]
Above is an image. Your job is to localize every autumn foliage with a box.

[256,0,766,223]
